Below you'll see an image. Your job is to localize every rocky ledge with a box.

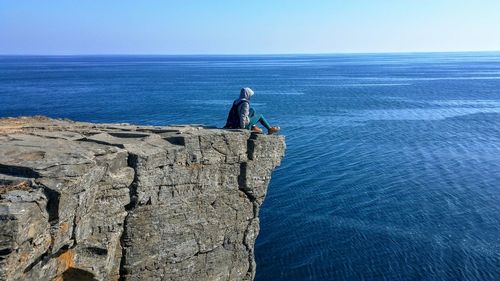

[0,117,285,281]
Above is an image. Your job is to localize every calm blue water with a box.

[1,53,500,281]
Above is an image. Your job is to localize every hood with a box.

[239,87,254,100]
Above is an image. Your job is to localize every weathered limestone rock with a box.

[0,116,285,281]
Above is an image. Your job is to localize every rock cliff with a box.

[0,117,285,281]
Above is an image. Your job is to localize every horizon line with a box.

[1,50,499,57]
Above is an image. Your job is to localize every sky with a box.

[0,0,499,55]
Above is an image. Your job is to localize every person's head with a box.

[240,87,254,100]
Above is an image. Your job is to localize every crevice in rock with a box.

[246,133,259,161]
[70,211,78,246]
[78,138,125,149]
[62,267,98,281]
[210,143,227,156]
[23,248,50,273]
[242,218,257,280]
[124,153,139,210]
[0,163,40,178]
[238,135,259,279]
[107,132,150,139]
[38,183,60,224]
[0,248,12,257]
[237,162,256,203]
[83,246,108,256]
[24,244,72,274]
[193,245,221,257]
[165,136,185,146]
[118,151,139,281]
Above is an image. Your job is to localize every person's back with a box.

[224,99,248,129]
[224,87,280,135]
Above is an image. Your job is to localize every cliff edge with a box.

[0,116,285,281]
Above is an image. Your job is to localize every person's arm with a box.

[239,102,250,129]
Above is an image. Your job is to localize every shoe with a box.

[268,126,280,135]
[251,126,263,134]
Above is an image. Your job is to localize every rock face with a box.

[0,117,285,281]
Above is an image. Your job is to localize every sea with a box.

[1,52,499,281]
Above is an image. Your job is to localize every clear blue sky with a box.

[1,0,499,55]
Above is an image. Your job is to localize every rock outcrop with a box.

[0,117,285,281]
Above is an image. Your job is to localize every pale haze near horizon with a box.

[1,0,499,55]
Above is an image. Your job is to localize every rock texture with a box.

[0,116,285,281]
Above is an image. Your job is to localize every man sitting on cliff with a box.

[224,87,280,134]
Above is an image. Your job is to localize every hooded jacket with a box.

[235,87,254,128]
